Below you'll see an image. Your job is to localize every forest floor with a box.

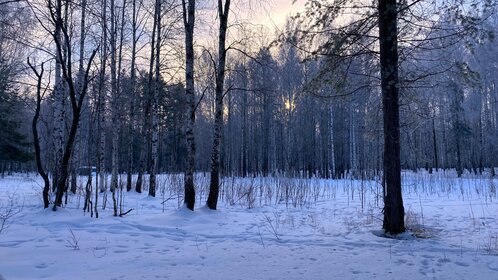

[0,171,497,279]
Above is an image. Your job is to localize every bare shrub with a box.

[65,226,80,250]
[482,233,498,255]
[0,193,22,234]
[263,212,280,240]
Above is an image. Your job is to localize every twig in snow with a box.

[65,226,80,250]
[263,213,280,241]
[119,208,134,217]
[257,226,266,248]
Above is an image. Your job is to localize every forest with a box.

[0,0,498,278]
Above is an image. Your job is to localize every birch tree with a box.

[182,0,196,210]
[52,0,64,192]
[149,0,162,197]
[206,0,231,210]
[136,0,158,194]
[126,0,139,191]
[45,0,98,210]
[110,0,119,215]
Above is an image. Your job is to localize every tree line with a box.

[0,0,496,233]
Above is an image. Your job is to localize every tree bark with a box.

[127,0,137,192]
[110,0,119,216]
[49,0,99,210]
[432,118,438,172]
[207,0,231,210]
[329,104,336,178]
[136,0,158,194]
[149,0,161,197]
[241,67,248,177]
[52,0,64,192]
[98,0,108,195]
[182,0,196,210]
[28,60,51,208]
[378,0,405,234]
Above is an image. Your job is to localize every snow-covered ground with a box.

[0,171,497,279]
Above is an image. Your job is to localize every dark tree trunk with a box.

[242,71,248,178]
[478,116,483,174]
[109,0,119,218]
[50,6,98,209]
[28,60,51,208]
[149,0,161,198]
[70,169,77,194]
[136,0,158,195]
[54,107,81,208]
[456,135,463,177]
[378,0,405,234]
[207,0,231,210]
[432,118,438,172]
[127,0,137,192]
[135,169,143,193]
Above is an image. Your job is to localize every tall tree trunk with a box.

[98,0,108,194]
[109,0,119,216]
[478,109,483,174]
[52,0,64,192]
[207,0,231,210]
[28,60,50,208]
[149,0,161,197]
[50,0,99,210]
[378,0,405,234]
[53,62,98,210]
[242,70,248,177]
[54,114,78,209]
[127,0,137,192]
[52,0,66,205]
[83,99,94,215]
[116,0,129,194]
[262,96,270,177]
[329,104,336,178]
[349,99,357,177]
[136,0,157,194]
[441,117,447,169]
[432,118,438,172]
[182,0,196,210]
[67,0,88,196]
[455,127,463,177]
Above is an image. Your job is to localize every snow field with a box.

[0,171,497,279]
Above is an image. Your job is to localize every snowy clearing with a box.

[0,172,497,279]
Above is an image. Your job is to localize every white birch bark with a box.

[207,0,230,209]
[97,0,108,199]
[53,0,64,191]
[149,0,161,197]
[182,0,196,210]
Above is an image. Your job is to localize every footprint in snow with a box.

[437,257,451,264]
[396,259,408,264]
[454,261,469,267]
[35,263,48,269]
[113,250,128,253]
[487,262,498,271]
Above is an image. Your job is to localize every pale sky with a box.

[197,0,308,48]
[254,0,307,31]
